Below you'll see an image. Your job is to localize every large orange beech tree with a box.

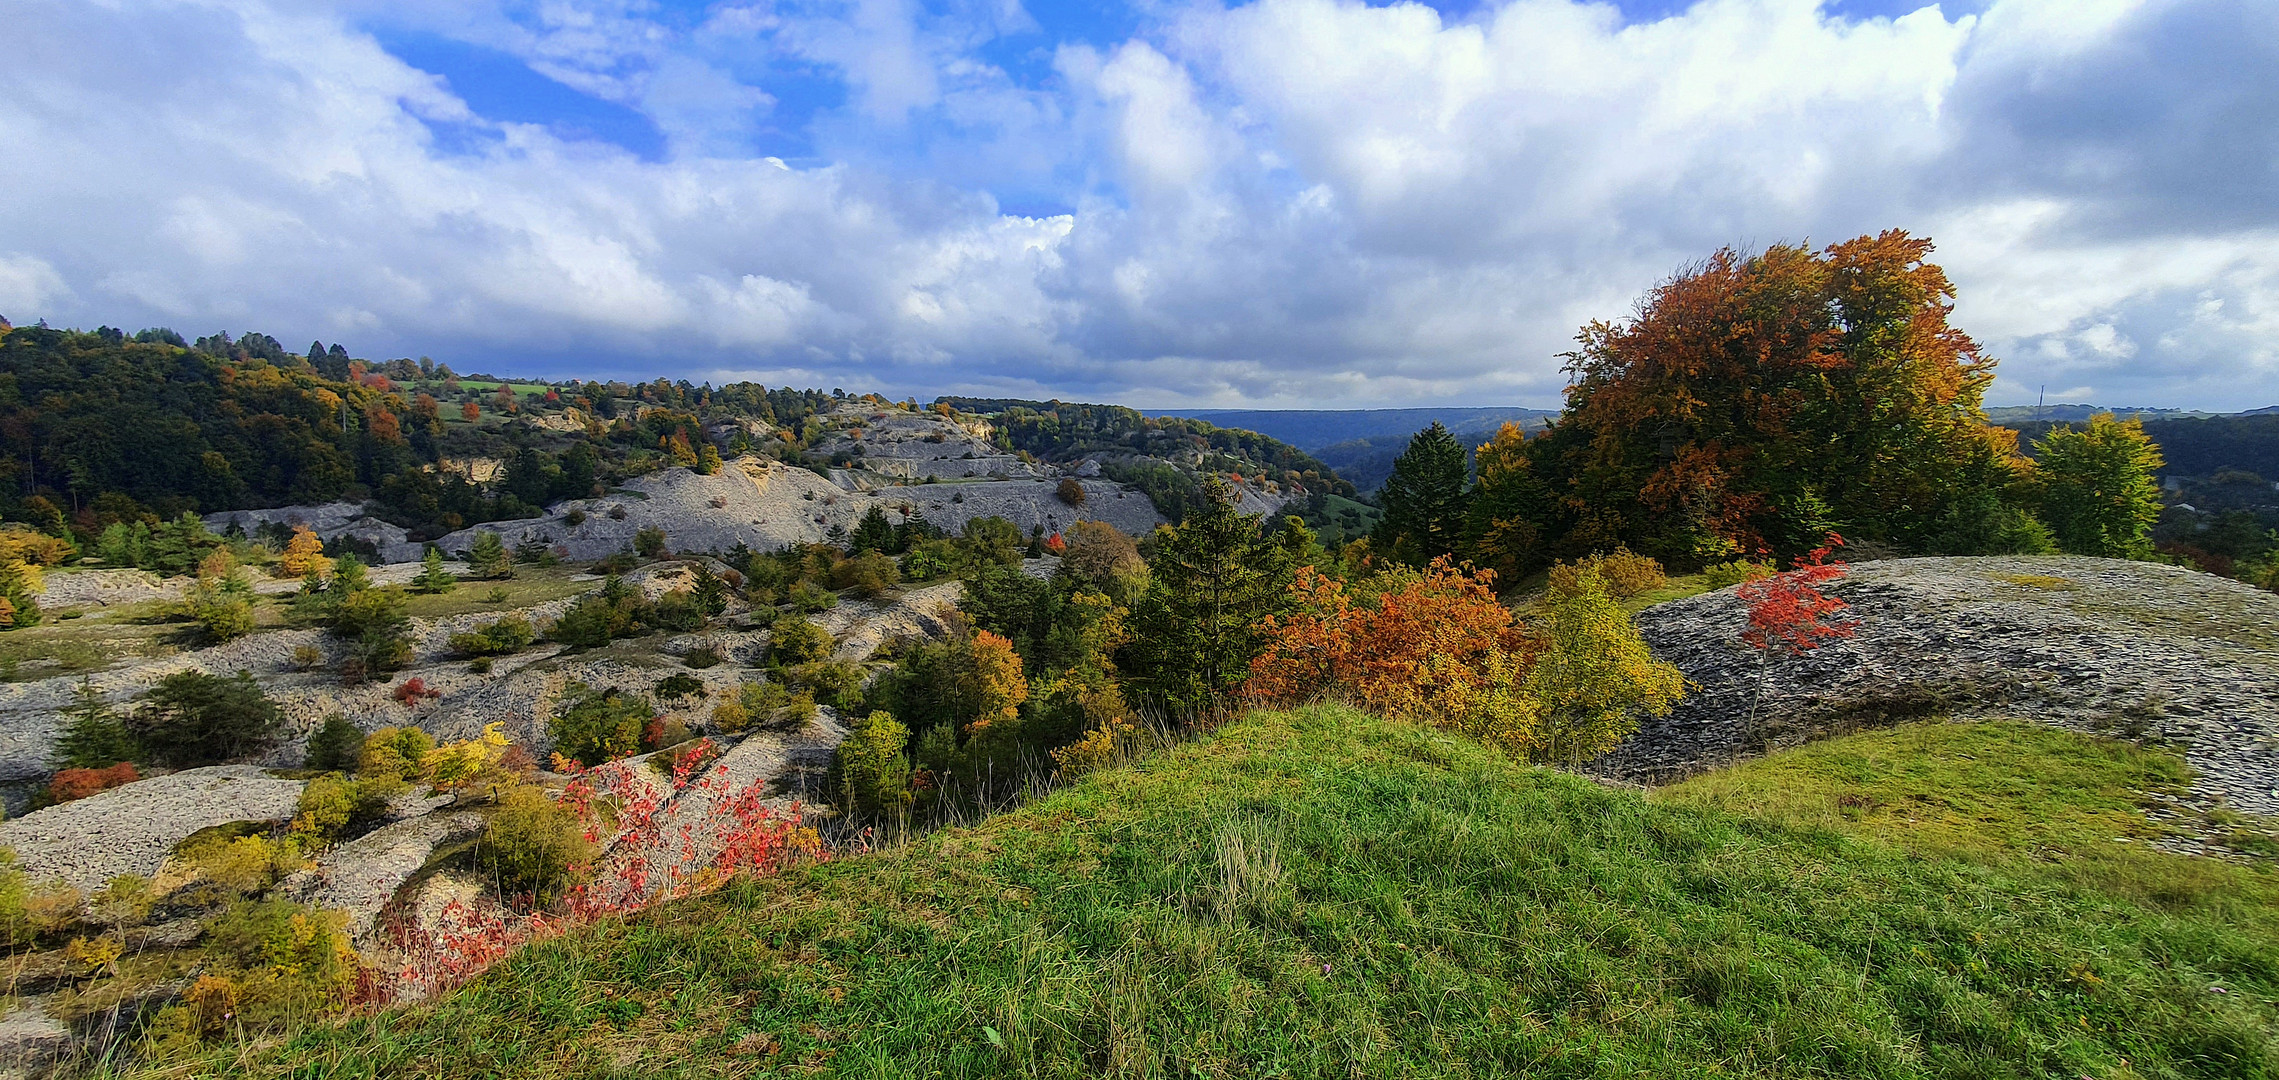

[1523,231,2035,564]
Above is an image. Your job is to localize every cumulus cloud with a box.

[0,0,2272,408]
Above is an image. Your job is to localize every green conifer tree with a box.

[1372,421,1471,565]
[412,547,458,594]
[466,531,513,580]
[1125,476,1291,711]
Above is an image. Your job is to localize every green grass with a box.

[393,567,596,619]
[153,708,2278,1079]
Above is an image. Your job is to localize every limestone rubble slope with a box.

[1594,555,2279,816]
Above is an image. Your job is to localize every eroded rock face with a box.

[1593,556,2279,814]
[278,811,487,942]
[0,765,305,891]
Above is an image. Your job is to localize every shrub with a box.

[423,722,514,789]
[305,714,362,772]
[608,504,629,521]
[652,589,706,632]
[1548,547,1666,599]
[187,576,256,642]
[768,616,833,667]
[635,526,669,559]
[548,683,652,767]
[331,588,412,674]
[789,660,864,713]
[641,717,691,753]
[565,509,588,527]
[291,644,325,669]
[49,762,138,802]
[1703,559,1777,590]
[829,711,912,819]
[450,615,535,657]
[788,579,837,613]
[203,899,359,1024]
[360,726,436,781]
[178,831,304,896]
[654,672,705,702]
[393,677,442,705]
[1056,478,1087,506]
[469,657,493,674]
[710,695,749,735]
[682,645,723,669]
[289,773,394,842]
[1527,568,1688,764]
[131,670,282,767]
[477,785,591,904]
[830,550,901,599]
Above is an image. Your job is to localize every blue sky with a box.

[2,0,2273,409]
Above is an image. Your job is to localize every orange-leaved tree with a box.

[1529,230,2033,566]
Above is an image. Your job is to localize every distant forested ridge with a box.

[0,321,851,544]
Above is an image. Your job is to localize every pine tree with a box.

[412,547,458,594]
[466,531,513,580]
[1373,422,1471,565]
[53,679,137,769]
[2034,413,2165,559]
[1125,476,1290,711]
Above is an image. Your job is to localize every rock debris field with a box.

[1594,556,2279,817]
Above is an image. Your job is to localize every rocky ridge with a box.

[1595,556,2279,816]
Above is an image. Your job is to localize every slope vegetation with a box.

[185,706,2278,1079]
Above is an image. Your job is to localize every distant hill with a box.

[1144,407,1555,452]
[1982,404,2222,424]
[1146,407,1556,494]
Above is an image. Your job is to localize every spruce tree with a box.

[53,679,137,769]
[1372,421,1471,565]
[412,547,458,594]
[466,531,513,580]
[1126,476,1290,712]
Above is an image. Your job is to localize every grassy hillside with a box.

[161,708,2277,1079]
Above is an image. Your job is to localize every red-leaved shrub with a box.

[49,762,139,802]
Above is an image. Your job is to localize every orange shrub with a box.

[1247,559,1539,748]
[49,762,139,802]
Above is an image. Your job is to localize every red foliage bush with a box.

[49,762,139,802]
[1736,534,1858,656]
[393,678,442,705]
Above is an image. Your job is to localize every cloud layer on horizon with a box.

[1,0,2273,410]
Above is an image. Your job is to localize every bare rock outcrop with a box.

[1594,556,2279,814]
[279,811,487,941]
[0,766,305,891]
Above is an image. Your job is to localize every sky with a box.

[1,0,2273,410]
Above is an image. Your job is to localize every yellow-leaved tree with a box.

[1525,569,1687,764]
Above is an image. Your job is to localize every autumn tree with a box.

[1372,421,1470,565]
[2033,412,2165,559]
[1462,422,1549,582]
[1534,231,2036,565]
[461,400,481,423]
[1525,568,1687,764]
[278,526,332,579]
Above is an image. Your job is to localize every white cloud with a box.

[0,0,2272,408]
